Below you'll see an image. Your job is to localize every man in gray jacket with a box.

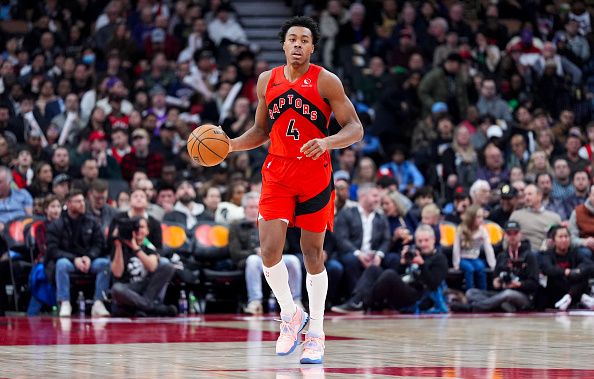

[476,79,512,123]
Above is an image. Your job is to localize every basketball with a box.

[187,124,230,167]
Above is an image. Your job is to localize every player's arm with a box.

[300,69,363,159]
[228,71,271,153]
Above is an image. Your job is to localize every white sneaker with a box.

[244,300,263,315]
[295,300,305,311]
[581,294,594,310]
[555,294,572,311]
[59,301,72,317]
[91,300,111,317]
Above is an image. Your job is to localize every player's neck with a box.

[284,62,310,83]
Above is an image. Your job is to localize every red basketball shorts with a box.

[259,153,335,233]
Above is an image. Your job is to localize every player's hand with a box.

[300,138,328,160]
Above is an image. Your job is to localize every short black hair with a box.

[279,16,320,47]
[66,189,84,201]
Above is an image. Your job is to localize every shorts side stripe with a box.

[295,175,334,216]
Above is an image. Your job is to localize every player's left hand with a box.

[300,138,328,160]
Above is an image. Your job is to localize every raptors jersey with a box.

[265,64,333,158]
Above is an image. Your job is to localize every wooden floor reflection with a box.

[1,312,594,378]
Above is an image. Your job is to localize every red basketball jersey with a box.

[265,64,333,158]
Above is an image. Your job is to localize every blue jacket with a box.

[379,161,425,192]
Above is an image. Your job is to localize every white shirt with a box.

[357,205,376,252]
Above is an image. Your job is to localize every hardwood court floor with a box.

[1,312,594,378]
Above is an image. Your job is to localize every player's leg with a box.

[260,218,309,356]
[300,229,327,364]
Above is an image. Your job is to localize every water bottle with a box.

[77,291,86,316]
[188,291,197,315]
[268,294,277,313]
[179,290,188,315]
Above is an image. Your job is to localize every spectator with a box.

[537,172,568,219]
[26,162,53,199]
[198,186,221,222]
[229,192,302,315]
[51,174,71,202]
[163,180,204,230]
[207,4,248,47]
[120,128,164,182]
[551,158,575,201]
[334,184,393,293]
[85,131,122,180]
[477,143,509,189]
[566,171,590,211]
[509,184,562,251]
[442,125,478,189]
[453,205,496,290]
[476,79,512,123]
[569,185,594,260]
[156,184,176,214]
[489,184,519,228]
[45,189,109,317]
[107,128,131,164]
[451,220,538,312]
[87,179,117,231]
[333,173,356,214]
[381,190,414,255]
[561,133,589,174]
[134,178,165,222]
[11,149,33,189]
[215,182,246,225]
[418,52,468,121]
[578,122,594,161]
[110,217,178,317]
[72,158,99,194]
[551,109,576,145]
[507,134,530,170]
[378,145,424,195]
[444,189,471,224]
[50,93,85,146]
[331,225,448,313]
[469,179,491,209]
[525,151,553,183]
[0,166,33,231]
[539,225,594,311]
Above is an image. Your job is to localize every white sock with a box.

[263,259,296,318]
[306,270,328,336]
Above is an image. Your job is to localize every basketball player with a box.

[228,16,363,364]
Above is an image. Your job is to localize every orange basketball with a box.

[187,124,230,167]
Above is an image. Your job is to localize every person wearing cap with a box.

[451,220,538,313]
[539,225,594,311]
[81,131,122,180]
[444,188,470,224]
[476,79,512,123]
[489,184,519,228]
[418,51,469,121]
[52,174,71,201]
[120,128,164,182]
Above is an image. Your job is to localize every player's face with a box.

[283,26,314,66]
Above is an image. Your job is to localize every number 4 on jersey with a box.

[286,119,300,140]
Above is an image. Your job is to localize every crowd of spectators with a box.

[3,0,594,316]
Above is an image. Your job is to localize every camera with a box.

[499,268,519,285]
[116,218,141,240]
[402,263,422,284]
[403,245,417,263]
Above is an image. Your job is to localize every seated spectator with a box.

[451,221,538,312]
[134,178,165,222]
[0,166,33,231]
[509,184,562,251]
[442,125,478,189]
[378,145,424,196]
[120,128,164,182]
[489,184,519,228]
[11,149,33,189]
[444,189,470,224]
[110,217,178,317]
[26,162,53,199]
[51,147,77,178]
[350,157,378,199]
[331,225,448,313]
[229,192,302,314]
[52,174,71,202]
[561,133,589,174]
[107,128,131,164]
[405,186,435,228]
[71,158,99,194]
[539,225,594,311]
[421,203,442,246]
[45,190,109,317]
[525,150,553,183]
[578,122,594,161]
[335,184,394,293]
[333,172,357,214]
[164,180,204,230]
[198,186,222,222]
[381,191,414,255]
[33,195,62,261]
[507,134,530,170]
[86,179,117,231]
[476,79,512,123]
[551,158,575,201]
[569,185,594,260]
[566,170,590,211]
[469,179,491,210]
[453,205,496,290]
[156,184,176,214]
[84,131,122,180]
[476,143,509,190]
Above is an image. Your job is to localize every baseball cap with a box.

[53,174,71,186]
[131,128,150,139]
[454,186,469,200]
[88,131,106,143]
[500,184,518,199]
[504,220,521,232]
[431,102,448,114]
